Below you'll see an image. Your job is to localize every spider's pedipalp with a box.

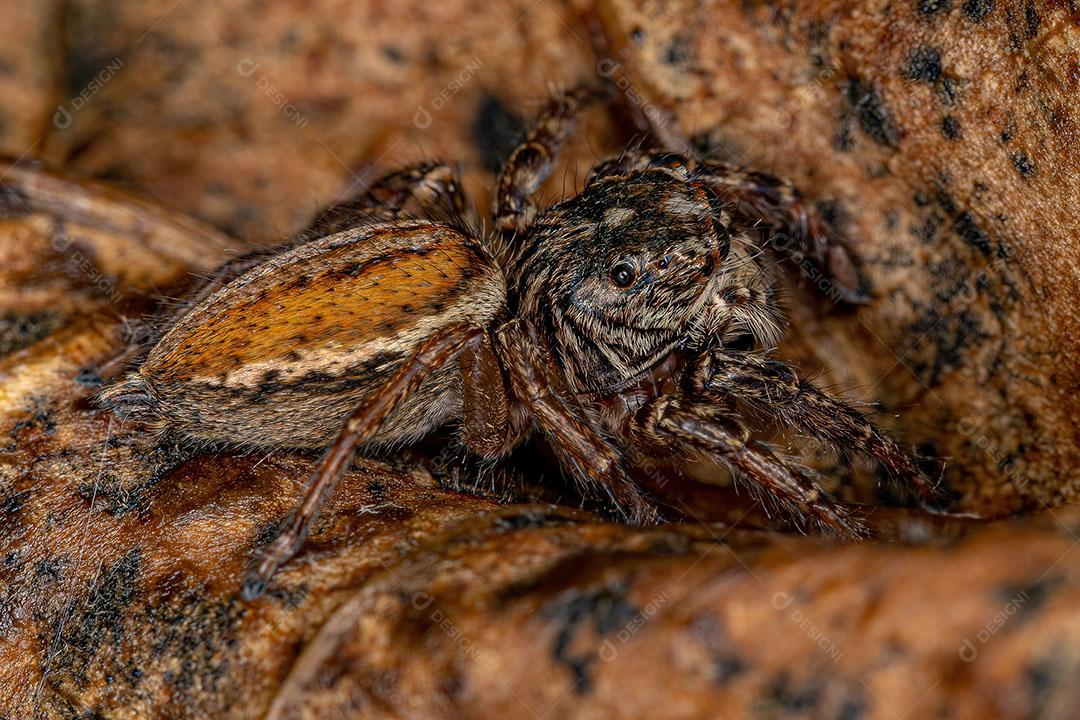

[585,149,693,186]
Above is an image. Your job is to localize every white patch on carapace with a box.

[602,207,637,228]
[662,193,704,218]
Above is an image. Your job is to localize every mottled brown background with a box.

[0,1,1078,718]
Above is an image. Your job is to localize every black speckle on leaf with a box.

[1010,152,1036,178]
[1,489,28,515]
[381,46,405,64]
[1000,118,1015,143]
[663,34,693,66]
[0,311,64,357]
[1024,2,1041,37]
[714,655,747,683]
[963,0,994,21]
[471,92,526,174]
[842,78,901,147]
[761,672,823,713]
[837,697,868,720]
[938,76,960,106]
[75,367,103,386]
[834,120,854,151]
[918,0,953,16]
[941,115,962,139]
[993,577,1062,624]
[954,212,993,256]
[905,45,942,82]
[46,550,142,685]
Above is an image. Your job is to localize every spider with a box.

[99,85,938,599]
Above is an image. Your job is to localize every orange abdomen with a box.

[125,222,505,448]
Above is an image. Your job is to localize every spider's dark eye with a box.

[658,255,671,269]
[609,262,638,289]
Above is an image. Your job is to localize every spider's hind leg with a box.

[242,324,484,599]
[300,161,469,240]
[202,163,471,314]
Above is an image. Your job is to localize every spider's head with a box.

[514,170,736,392]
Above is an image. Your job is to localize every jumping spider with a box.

[100,85,938,598]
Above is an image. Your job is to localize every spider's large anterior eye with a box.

[609,262,638,289]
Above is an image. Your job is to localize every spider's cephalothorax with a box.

[99,86,938,599]
[510,162,782,394]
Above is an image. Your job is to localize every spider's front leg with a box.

[634,395,865,536]
[205,163,468,298]
[696,160,868,303]
[493,84,604,254]
[692,349,942,506]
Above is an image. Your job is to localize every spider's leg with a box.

[460,331,526,457]
[637,395,866,536]
[300,161,468,240]
[585,149,693,186]
[209,164,467,300]
[496,320,658,525]
[696,161,868,303]
[694,350,942,505]
[241,324,483,599]
[493,84,603,252]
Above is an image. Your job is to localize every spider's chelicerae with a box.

[100,86,938,598]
